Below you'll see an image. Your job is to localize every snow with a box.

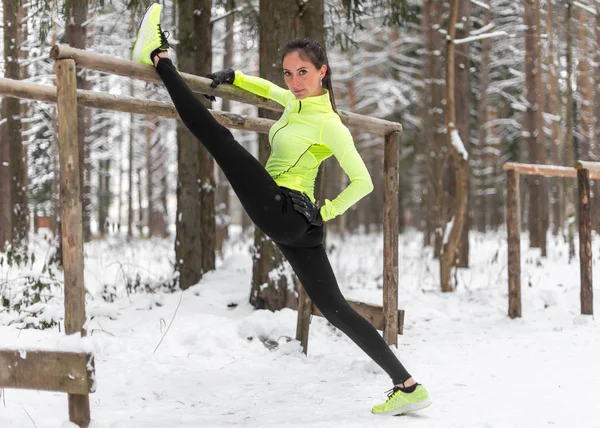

[450,129,469,161]
[1,228,599,427]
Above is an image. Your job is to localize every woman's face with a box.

[282,50,327,100]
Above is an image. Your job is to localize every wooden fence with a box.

[504,161,596,319]
[0,44,405,426]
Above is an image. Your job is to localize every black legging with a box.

[156,58,411,384]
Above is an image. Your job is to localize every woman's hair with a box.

[280,37,339,114]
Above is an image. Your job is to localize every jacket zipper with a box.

[270,101,302,145]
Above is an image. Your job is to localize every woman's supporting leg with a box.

[155,58,299,238]
[276,242,411,385]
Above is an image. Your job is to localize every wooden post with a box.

[295,281,312,355]
[383,131,400,345]
[55,59,90,427]
[577,168,594,315]
[506,169,521,318]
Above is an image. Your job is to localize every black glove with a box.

[203,68,235,102]
[288,189,323,226]
[205,68,235,88]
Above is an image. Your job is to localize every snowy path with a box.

[1,233,599,427]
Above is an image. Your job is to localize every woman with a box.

[132,3,431,416]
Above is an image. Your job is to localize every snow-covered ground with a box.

[1,228,599,427]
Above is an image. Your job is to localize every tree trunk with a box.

[523,0,548,255]
[421,0,446,252]
[127,10,136,239]
[137,167,144,235]
[546,0,563,235]
[593,3,600,232]
[576,9,593,161]
[250,0,324,310]
[175,0,214,289]
[476,1,491,232]
[440,0,468,292]
[576,8,596,232]
[3,0,27,250]
[128,101,135,239]
[0,99,11,250]
[216,0,236,255]
[65,0,91,242]
[565,1,576,261]
[454,0,470,268]
[147,119,169,238]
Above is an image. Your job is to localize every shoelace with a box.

[384,386,401,401]
[158,25,170,48]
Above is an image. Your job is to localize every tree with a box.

[545,0,563,235]
[441,0,469,292]
[0,98,11,250]
[420,0,446,251]
[175,0,215,289]
[215,0,236,254]
[250,0,324,310]
[523,0,548,256]
[453,0,470,267]
[565,1,576,261]
[2,0,27,250]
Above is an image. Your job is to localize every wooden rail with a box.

[50,44,402,136]
[0,77,274,134]
[0,350,94,394]
[312,301,405,334]
[504,161,595,318]
[503,161,600,179]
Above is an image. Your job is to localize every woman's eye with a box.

[284,71,291,77]
[299,70,307,75]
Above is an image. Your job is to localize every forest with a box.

[1,1,599,427]
[2,0,591,304]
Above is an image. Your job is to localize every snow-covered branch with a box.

[573,1,597,16]
[470,0,490,10]
[470,22,495,36]
[454,31,508,45]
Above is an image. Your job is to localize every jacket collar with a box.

[293,89,333,113]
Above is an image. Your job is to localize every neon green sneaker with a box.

[372,384,432,416]
[132,3,170,66]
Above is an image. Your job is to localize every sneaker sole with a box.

[132,3,158,63]
[373,397,432,416]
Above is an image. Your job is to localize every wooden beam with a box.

[503,162,600,179]
[577,168,594,315]
[0,350,94,394]
[506,169,522,318]
[311,300,405,335]
[49,44,402,136]
[0,77,274,134]
[576,160,600,176]
[383,131,400,345]
[55,58,91,427]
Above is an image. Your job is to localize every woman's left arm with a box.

[319,118,374,222]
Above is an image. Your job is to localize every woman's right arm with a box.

[233,70,294,107]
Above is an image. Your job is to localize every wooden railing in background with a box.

[503,162,597,319]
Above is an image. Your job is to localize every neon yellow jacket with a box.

[233,70,374,222]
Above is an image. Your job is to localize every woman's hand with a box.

[288,189,323,226]
[205,68,235,88]
[203,68,235,102]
